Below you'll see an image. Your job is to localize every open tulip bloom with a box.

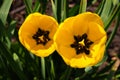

[18,12,58,57]
[54,12,107,68]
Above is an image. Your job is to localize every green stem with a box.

[41,57,46,80]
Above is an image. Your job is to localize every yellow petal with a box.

[90,35,107,61]
[54,17,77,60]
[54,17,75,46]
[70,53,94,68]
[87,22,106,41]
[31,43,56,57]
[76,12,104,27]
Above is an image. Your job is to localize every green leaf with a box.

[39,0,47,14]
[0,40,28,80]
[55,0,61,23]
[49,56,55,80]
[79,0,87,13]
[100,0,112,24]
[33,0,41,12]
[112,0,119,6]
[106,16,119,50]
[7,20,16,39]
[51,0,57,20]
[0,54,10,78]
[60,66,72,80]
[69,5,79,17]
[61,0,68,22]
[0,19,5,39]
[24,0,33,14]
[95,0,105,15]
[104,3,120,30]
[85,66,93,73]
[0,0,13,25]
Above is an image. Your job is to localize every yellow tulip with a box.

[19,12,58,57]
[54,12,107,68]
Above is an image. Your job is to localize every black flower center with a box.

[32,28,51,45]
[70,33,93,55]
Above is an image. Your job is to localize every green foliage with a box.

[0,0,120,80]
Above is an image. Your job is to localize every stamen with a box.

[32,28,51,45]
[70,33,93,55]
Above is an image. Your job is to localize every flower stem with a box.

[41,57,46,80]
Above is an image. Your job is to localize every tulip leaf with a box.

[0,0,13,25]
[61,0,68,22]
[79,0,87,13]
[0,40,28,80]
[24,0,33,14]
[106,16,119,50]
[0,19,5,39]
[85,66,93,73]
[100,0,112,24]
[39,0,47,13]
[95,0,105,15]
[104,3,120,30]
[51,0,57,20]
[69,5,79,17]
[33,0,41,12]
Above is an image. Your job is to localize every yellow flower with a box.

[18,12,58,57]
[54,12,107,68]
